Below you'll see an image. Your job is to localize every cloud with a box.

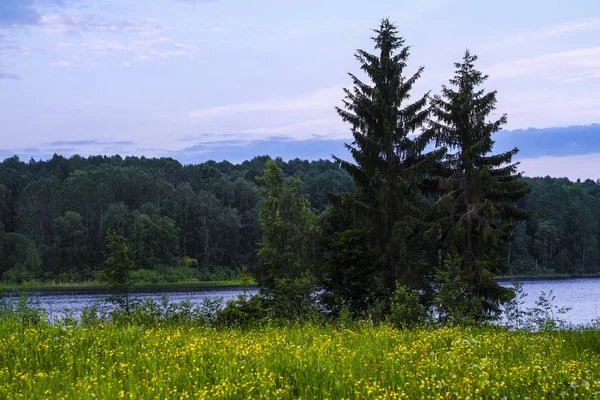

[487,47,600,82]
[173,137,350,165]
[49,140,135,146]
[188,87,343,119]
[496,18,600,46]
[40,14,162,35]
[49,60,71,67]
[494,124,600,158]
[241,117,348,139]
[79,37,200,62]
[49,140,97,146]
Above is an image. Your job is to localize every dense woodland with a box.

[1,153,599,283]
[0,154,352,283]
[2,19,600,322]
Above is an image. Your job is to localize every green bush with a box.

[217,294,268,328]
[266,273,320,321]
[388,283,429,328]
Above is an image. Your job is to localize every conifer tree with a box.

[324,19,443,310]
[428,50,531,319]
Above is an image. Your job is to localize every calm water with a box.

[497,278,600,326]
[5,279,600,326]
[7,286,258,322]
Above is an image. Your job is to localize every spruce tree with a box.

[428,50,531,319]
[324,19,443,311]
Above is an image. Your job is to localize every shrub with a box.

[388,283,429,328]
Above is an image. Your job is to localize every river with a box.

[4,278,600,326]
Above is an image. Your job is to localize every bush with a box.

[433,254,484,325]
[0,293,46,326]
[388,283,429,328]
[2,267,35,285]
[130,269,162,284]
[265,273,320,321]
[217,294,268,328]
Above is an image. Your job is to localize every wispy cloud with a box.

[487,47,600,82]
[74,36,201,64]
[0,35,31,55]
[40,14,162,35]
[242,117,348,139]
[495,18,600,46]
[49,60,71,67]
[188,87,343,119]
[49,140,135,146]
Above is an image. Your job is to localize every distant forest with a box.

[0,153,598,283]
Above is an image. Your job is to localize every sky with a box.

[1,0,600,180]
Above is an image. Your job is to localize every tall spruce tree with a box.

[428,50,531,319]
[323,19,443,312]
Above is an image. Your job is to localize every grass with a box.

[1,320,600,399]
[0,279,255,292]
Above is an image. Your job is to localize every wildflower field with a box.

[1,321,600,399]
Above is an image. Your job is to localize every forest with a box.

[1,151,599,285]
[0,154,353,283]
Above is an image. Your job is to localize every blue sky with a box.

[1,0,600,180]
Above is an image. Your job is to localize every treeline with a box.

[0,154,352,283]
[510,177,600,275]
[1,151,596,285]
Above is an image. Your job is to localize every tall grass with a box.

[1,318,600,399]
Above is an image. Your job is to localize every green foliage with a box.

[55,211,89,279]
[324,18,443,313]
[388,283,429,329]
[2,243,42,284]
[433,254,484,325]
[0,294,46,327]
[321,206,379,315]
[216,294,267,328]
[0,154,348,284]
[256,159,318,315]
[428,50,531,318]
[181,256,198,268]
[267,273,320,321]
[98,231,135,311]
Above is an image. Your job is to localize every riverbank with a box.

[1,321,599,399]
[5,273,598,290]
[0,279,256,292]
[495,272,600,282]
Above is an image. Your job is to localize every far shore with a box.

[0,279,257,293]
[494,273,600,282]
[2,273,600,293]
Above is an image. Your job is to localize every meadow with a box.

[1,319,600,399]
